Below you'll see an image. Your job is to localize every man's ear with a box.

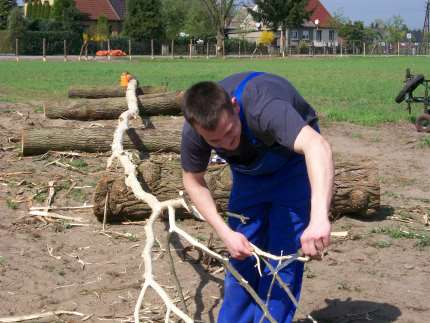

[231,97,240,113]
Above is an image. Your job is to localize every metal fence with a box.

[0,37,429,59]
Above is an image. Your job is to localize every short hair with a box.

[182,81,233,130]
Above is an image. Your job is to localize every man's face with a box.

[194,105,241,151]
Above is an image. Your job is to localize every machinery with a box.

[395,69,430,132]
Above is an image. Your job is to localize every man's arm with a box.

[293,125,334,257]
[183,170,252,259]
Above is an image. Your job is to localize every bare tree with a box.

[200,0,235,56]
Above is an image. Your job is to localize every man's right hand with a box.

[219,229,253,260]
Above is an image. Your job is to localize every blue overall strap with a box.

[234,72,265,145]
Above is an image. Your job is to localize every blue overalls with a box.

[218,72,312,323]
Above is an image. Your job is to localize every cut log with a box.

[21,126,182,156]
[68,85,167,99]
[93,156,380,223]
[44,91,183,120]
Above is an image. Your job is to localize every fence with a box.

[0,36,429,59]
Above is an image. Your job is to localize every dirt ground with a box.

[0,101,429,323]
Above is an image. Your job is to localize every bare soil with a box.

[0,102,429,323]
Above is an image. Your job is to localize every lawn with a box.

[0,56,429,125]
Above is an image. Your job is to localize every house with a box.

[24,0,126,34]
[228,0,338,49]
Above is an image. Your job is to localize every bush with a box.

[224,38,256,54]
[0,30,12,53]
[16,31,81,55]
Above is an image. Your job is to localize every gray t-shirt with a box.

[181,72,318,173]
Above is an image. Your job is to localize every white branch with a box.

[108,76,315,323]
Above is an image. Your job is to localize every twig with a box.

[251,244,309,263]
[330,231,349,238]
[29,210,88,223]
[0,311,86,323]
[0,172,32,177]
[64,181,77,197]
[30,205,93,211]
[102,192,109,232]
[47,245,62,260]
[166,231,189,314]
[45,180,56,208]
[226,211,250,224]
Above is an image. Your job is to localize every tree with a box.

[26,0,33,18]
[96,15,109,41]
[33,0,42,19]
[51,0,84,32]
[249,0,311,56]
[183,0,216,39]
[7,6,25,41]
[0,0,16,29]
[124,0,164,41]
[161,0,187,39]
[41,0,51,20]
[200,0,235,56]
[386,15,407,43]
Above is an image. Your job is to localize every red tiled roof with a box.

[306,0,332,28]
[75,0,121,21]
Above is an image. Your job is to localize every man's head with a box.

[182,81,241,151]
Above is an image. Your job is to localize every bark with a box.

[21,125,182,156]
[44,91,183,120]
[93,156,380,223]
[68,85,167,99]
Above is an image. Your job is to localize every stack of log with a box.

[22,83,380,223]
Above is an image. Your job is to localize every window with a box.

[329,30,335,41]
[291,30,298,40]
[316,30,322,41]
[302,30,309,40]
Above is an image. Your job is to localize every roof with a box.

[306,0,333,28]
[228,0,334,33]
[109,0,126,20]
[74,0,121,21]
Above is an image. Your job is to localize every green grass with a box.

[371,226,430,249]
[33,191,48,203]
[0,56,429,125]
[6,199,18,209]
[70,188,86,202]
[67,159,88,169]
[418,136,430,148]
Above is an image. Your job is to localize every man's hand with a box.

[219,229,253,260]
[300,216,331,258]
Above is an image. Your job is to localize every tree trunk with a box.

[280,28,285,57]
[216,30,224,57]
[93,156,380,223]
[44,91,183,121]
[68,85,167,99]
[21,125,182,156]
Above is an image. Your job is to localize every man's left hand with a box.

[300,217,331,258]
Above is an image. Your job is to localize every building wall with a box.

[229,28,338,47]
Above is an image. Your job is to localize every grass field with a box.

[0,56,429,125]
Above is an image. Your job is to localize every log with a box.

[44,91,183,120]
[68,85,167,99]
[21,125,182,156]
[93,156,380,223]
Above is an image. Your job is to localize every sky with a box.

[320,0,428,30]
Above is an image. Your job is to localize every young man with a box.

[181,72,334,323]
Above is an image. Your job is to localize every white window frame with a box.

[329,30,335,41]
[291,30,299,40]
[316,30,322,42]
[302,30,310,40]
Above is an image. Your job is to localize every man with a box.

[181,72,334,323]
